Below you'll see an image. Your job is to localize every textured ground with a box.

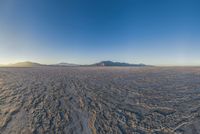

[0,67,200,134]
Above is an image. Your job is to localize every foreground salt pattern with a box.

[0,67,200,134]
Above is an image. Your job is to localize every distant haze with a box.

[0,0,200,66]
[0,61,148,67]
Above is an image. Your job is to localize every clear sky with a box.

[0,0,200,65]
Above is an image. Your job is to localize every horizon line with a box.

[1,60,200,67]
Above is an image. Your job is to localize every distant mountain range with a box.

[92,61,147,67]
[0,61,148,67]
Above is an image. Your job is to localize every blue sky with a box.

[0,0,200,65]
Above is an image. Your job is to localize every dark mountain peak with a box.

[93,61,147,67]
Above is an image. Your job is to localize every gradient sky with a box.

[0,0,200,65]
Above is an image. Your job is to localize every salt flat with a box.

[0,67,200,134]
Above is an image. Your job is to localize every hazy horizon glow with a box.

[0,0,200,66]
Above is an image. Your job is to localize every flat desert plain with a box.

[0,67,200,134]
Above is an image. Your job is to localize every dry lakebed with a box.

[0,67,200,134]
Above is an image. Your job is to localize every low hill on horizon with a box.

[51,63,79,67]
[1,61,43,67]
